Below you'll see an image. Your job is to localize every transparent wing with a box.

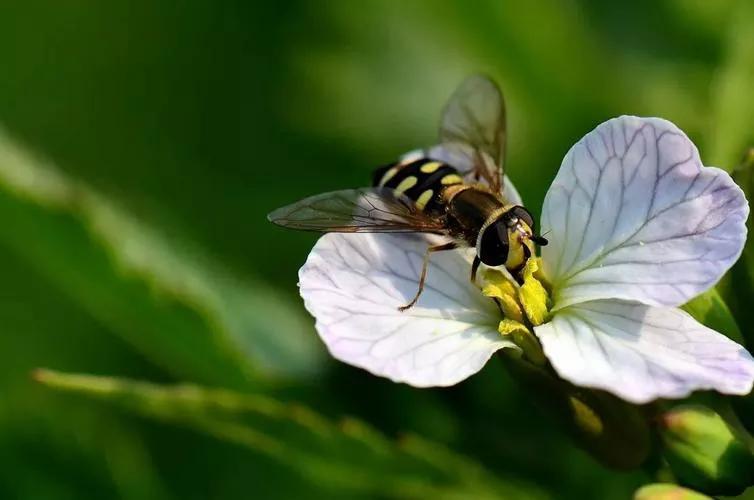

[267,188,449,234]
[439,74,506,193]
[420,144,522,205]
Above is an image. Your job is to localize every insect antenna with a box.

[532,229,550,246]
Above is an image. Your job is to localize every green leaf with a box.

[681,288,745,345]
[0,128,323,388]
[35,369,548,500]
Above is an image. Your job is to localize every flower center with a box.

[481,258,551,365]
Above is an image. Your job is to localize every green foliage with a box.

[35,369,547,500]
[0,0,751,498]
[501,353,651,471]
[707,1,754,171]
[0,128,323,387]
[731,147,754,351]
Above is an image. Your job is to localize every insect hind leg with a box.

[398,241,458,312]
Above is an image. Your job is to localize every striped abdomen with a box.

[372,158,464,212]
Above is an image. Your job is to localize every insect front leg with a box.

[398,241,458,312]
[470,256,481,285]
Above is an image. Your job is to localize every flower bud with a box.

[634,483,710,500]
[659,405,754,496]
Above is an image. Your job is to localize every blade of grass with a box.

[35,369,549,500]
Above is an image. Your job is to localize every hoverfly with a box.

[268,74,548,311]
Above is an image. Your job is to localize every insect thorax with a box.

[372,158,464,212]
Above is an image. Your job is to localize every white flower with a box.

[298,116,754,403]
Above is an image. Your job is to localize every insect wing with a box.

[439,74,506,193]
[421,143,522,206]
[267,188,448,234]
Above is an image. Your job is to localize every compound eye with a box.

[510,206,535,231]
[478,221,509,266]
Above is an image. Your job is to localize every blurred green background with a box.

[0,1,753,499]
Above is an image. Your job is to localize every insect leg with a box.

[398,241,458,312]
[470,256,481,284]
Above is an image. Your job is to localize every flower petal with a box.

[541,116,748,310]
[534,300,754,403]
[405,145,523,205]
[299,232,517,386]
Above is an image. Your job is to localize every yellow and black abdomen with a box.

[372,158,464,212]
